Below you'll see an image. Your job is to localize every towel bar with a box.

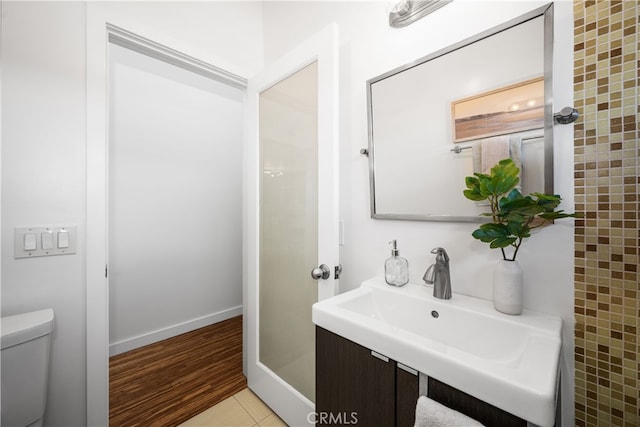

[451,145,473,154]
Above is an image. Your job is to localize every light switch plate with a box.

[14,225,77,259]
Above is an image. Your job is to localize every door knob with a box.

[311,264,331,280]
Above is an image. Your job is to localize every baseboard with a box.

[109,305,242,356]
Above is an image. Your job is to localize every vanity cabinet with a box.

[316,327,528,427]
[316,326,417,427]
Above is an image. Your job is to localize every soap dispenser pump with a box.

[385,240,409,287]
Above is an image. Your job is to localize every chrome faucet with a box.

[423,247,451,300]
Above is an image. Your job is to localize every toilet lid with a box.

[1,308,54,350]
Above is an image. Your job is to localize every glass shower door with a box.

[259,61,319,403]
[246,24,339,426]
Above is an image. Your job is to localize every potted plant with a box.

[463,158,575,314]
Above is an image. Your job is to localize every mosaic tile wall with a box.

[573,0,639,426]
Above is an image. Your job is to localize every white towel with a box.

[509,136,522,174]
[480,135,511,174]
[414,396,485,427]
[472,141,482,175]
[472,136,522,175]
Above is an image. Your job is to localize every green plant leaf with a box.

[504,188,523,202]
[490,159,520,194]
[531,192,562,211]
[471,223,510,242]
[501,211,526,224]
[506,219,524,236]
[489,236,517,248]
[463,177,485,201]
[498,189,524,211]
[538,210,576,220]
[500,196,544,216]
[481,178,495,195]
[472,223,517,248]
[494,176,519,195]
[465,176,479,188]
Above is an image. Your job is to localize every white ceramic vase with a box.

[493,259,523,315]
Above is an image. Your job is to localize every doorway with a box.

[86,22,249,425]
[107,41,243,356]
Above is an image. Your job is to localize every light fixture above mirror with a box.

[389,0,453,28]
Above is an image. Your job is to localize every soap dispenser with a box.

[385,240,409,287]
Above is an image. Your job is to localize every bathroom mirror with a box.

[367,4,553,221]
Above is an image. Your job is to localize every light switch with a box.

[41,231,54,250]
[57,230,70,248]
[24,233,37,251]
[15,225,76,258]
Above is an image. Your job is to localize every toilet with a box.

[1,308,55,427]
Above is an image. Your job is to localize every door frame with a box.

[85,6,247,425]
[244,23,339,426]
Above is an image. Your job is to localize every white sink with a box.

[312,278,562,427]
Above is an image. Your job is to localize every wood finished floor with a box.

[109,316,247,427]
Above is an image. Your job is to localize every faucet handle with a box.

[430,247,449,263]
[423,263,436,284]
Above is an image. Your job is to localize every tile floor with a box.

[178,388,286,427]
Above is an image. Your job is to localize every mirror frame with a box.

[366,3,554,222]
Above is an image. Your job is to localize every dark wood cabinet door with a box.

[427,377,527,427]
[316,327,395,426]
[395,364,419,427]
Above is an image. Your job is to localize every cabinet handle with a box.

[370,351,389,363]
[397,363,418,376]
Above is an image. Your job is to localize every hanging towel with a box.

[472,136,522,175]
[508,135,522,174]
[472,141,483,175]
[414,396,485,427]
[480,135,511,174]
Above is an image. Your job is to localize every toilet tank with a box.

[1,308,55,427]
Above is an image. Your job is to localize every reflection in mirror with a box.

[367,4,553,221]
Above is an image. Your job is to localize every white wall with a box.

[108,44,244,354]
[1,2,263,425]
[262,1,575,425]
[2,3,88,426]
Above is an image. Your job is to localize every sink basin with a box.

[312,278,562,427]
